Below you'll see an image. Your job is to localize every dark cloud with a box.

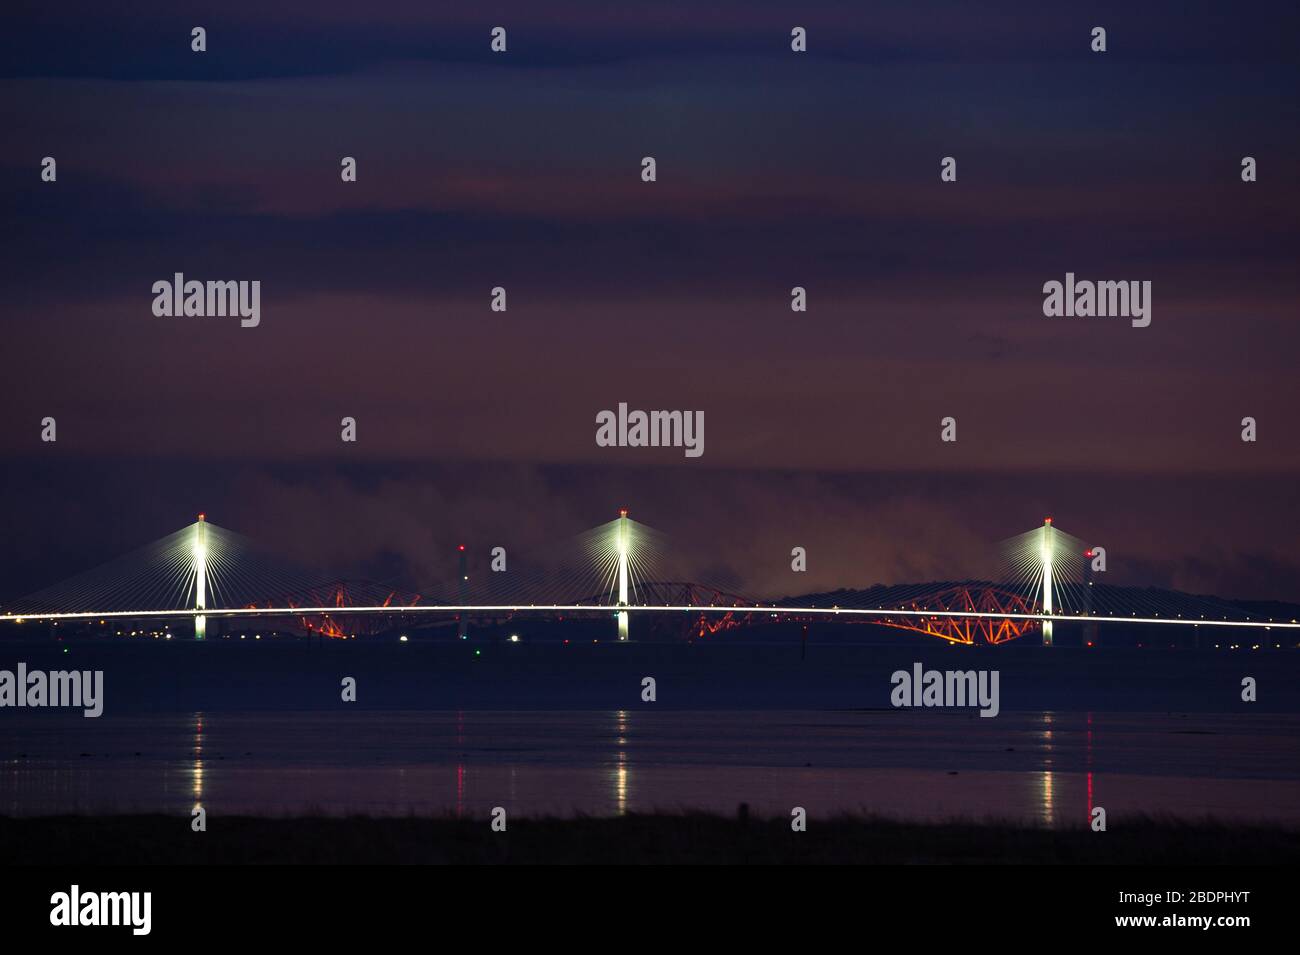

[2,3,1297,604]
[3,459,1299,604]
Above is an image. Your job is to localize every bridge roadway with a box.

[2,604,1297,630]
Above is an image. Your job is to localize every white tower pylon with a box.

[194,513,208,640]
[1040,516,1054,646]
[616,508,629,641]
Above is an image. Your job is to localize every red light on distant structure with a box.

[1084,550,1093,557]
[1044,516,1053,525]
[618,508,628,518]
[197,512,205,521]
[457,544,465,552]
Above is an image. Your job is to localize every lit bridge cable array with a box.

[1,512,1297,642]
[999,518,1089,646]
[4,516,324,623]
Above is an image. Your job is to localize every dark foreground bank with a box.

[5,812,1299,864]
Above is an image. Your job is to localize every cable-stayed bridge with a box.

[1,512,1297,644]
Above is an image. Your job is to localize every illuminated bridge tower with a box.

[617,508,630,641]
[1040,517,1055,647]
[193,513,208,640]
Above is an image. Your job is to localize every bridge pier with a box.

[193,513,207,640]
[1041,517,1054,647]
[457,544,468,640]
[617,508,629,641]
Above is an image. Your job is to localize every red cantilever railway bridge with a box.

[272,581,1045,644]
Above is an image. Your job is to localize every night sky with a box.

[2,2,1298,602]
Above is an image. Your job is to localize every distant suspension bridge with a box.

[1,511,1296,645]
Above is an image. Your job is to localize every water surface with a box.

[3,710,1297,825]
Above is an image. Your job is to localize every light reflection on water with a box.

[1040,711,1054,826]
[2,710,1298,825]
[613,709,629,816]
[191,711,203,815]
